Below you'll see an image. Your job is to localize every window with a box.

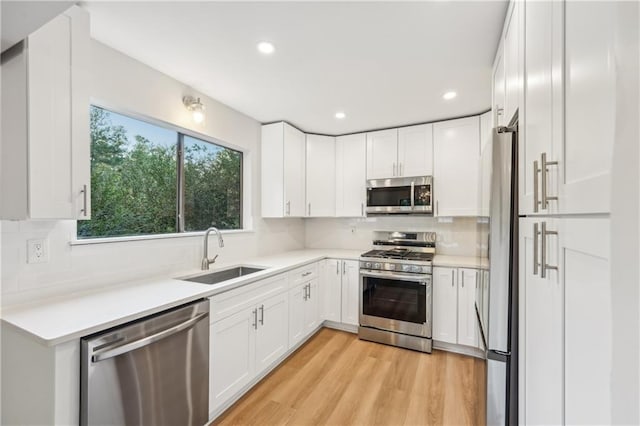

[77,106,242,239]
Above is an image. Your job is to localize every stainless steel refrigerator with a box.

[477,123,519,425]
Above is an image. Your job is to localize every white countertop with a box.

[1,249,480,347]
[433,255,489,269]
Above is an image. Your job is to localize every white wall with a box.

[305,216,487,257]
[1,40,305,307]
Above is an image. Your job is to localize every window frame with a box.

[77,103,245,242]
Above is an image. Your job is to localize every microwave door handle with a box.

[410,181,415,209]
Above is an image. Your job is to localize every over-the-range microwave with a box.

[366,176,433,215]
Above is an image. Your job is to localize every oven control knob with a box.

[388,264,395,270]
[411,265,421,273]
[365,262,372,268]
[374,263,381,269]
[403,265,411,272]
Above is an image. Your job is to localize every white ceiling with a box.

[83,1,507,135]
[2,1,74,52]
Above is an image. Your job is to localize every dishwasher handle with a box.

[91,312,208,363]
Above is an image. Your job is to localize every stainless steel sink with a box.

[183,266,266,285]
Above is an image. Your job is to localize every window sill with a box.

[70,229,254,246]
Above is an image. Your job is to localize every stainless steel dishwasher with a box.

[81,299,209,426]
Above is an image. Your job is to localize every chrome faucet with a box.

[201,227,224,270]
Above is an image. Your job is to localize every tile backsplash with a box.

[305,216,488,257]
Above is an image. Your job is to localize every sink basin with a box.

[183,266,266,285]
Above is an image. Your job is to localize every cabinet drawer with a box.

[288,262,318,287]
[210,275,287,323]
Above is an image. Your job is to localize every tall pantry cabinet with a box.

[494,0,620,424]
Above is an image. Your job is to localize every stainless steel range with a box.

[358,231,436,353]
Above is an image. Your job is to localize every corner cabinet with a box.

[261,122,306,217]
[1,6,91,220]
[319,258,359,326]
[433,117,481,217]
[335,134,366,217]
[306,134,336,217]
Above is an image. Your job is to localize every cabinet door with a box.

[306,135,336,217]
[283,123,306,217]
[561,2,615,214]
[492,48,506,127]
[366,129,398,179]
[209,307,256,412]
[303,279,320,335]
[336,133,366,217]
[322,259,342,322]
[432,267,458,344]
[288,283,306,348]
[340,260,360,326]
[479,111,492,217]
[561,218,611,425]
[27,13,82,219]
[522,0,563,216]
[503,0,521,125]
[519,218,562,425]
[433,117,481,217]
[255,292,289,375]
[397,124,433,177]
[457,268,479,347]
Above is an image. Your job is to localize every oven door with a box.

[359,270,432,338]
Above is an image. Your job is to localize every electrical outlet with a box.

[27,239,48,264]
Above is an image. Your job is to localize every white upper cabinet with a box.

[1,6,90,220]
[261,122,306,217]
[521,0,563,216]
[397,124,433,178]
[335,133,366,217]
[503,0,522,125]
[366,129,398,179]
[306,134,336,217]
[561,1,615,214]
[492,47,506,127]
[366,126,433,179]
[433,117,481,217]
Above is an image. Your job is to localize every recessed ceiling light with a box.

[257,41,275,55]
[335,112,346,119]
[443,91,457,100]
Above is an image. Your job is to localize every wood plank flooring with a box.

[212,328,486,426]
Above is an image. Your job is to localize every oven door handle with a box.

[360,270,431,283]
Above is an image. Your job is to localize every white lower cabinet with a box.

[433,266,481,349]
[519,217,611,425]
[209,276,289,414]
[340,260,360,326]
[289,278,320,348]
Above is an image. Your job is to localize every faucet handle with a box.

[211,254,219,264]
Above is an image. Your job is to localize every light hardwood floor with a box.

[212,328,486,426]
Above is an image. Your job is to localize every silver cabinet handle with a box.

[461,271,464,288]
[361,203,364,216]
[80,184,88,217]
[92,312,208,363]
[541,153,558,209]
[303,284,308,301]
[392,163,396,176]
[451,269,454,286]
[307,284,311,299]
[336,261,339,274]
[399,163,403,176]
[259,304,264,325]
[497,107,504,116]
[308,203,311,216]
[252,308,258,329]
[540,221,558,278]
[533,222,540,276]
[342,261,346,275]
[286,201,291,216]
[302,271,312,277]
[533,160,540,213]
